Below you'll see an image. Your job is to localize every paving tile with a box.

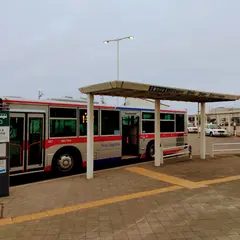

[113,234,129,240]
[141,234,158,239]
[182,231,198,238]
[127,234,143,240]
[44,236,59,240]
[155,232,172,239]
[229,236,240,240]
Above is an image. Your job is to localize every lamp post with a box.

[103,36,134,106]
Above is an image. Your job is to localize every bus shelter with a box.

[79,81,240,179]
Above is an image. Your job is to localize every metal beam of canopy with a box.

[79,80,240,179]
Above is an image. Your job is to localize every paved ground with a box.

[1,135,240,239]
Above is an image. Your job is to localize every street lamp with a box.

[103,36,134,106]
[103,36,134,80]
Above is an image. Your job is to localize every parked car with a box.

[187,123,199,133]
[205,124,228,137]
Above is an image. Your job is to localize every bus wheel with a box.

[52,147,82,175]
[146,141,155,160]
[56,153,74,173]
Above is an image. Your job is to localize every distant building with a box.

[207,107,240,126]
[208,107,240,113]
[188,107,240,129]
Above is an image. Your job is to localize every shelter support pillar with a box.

[194,114,197,126]
[154,99,161,166]
[197,103,200,137]
[200,102,206,159]
[228,113,231,135]
[87,93,94,179]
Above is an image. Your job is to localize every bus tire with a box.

[52,146,82,175]
[146,140,155,160]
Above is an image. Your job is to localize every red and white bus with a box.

[1,97,188,176]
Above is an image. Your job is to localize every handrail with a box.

[213,142,240,146]
[211,142,240,157]
[162,145,187,150]
[9,143,23,165]
[28,141,41,149]
[159,144,192,164]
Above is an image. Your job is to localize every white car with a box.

[205,124,228,137]
[187,123,199,133]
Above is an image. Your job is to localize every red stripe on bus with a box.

[45,133,187,149]
[44,166,52,171]
[3,99,115,109]
[139,132,187,138]
[45,135,122,148]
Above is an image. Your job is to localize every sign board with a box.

[0,159,6,174]
[0,127,9,143]
[0,111,10,143]
[0,107,9,197]
[0,143,6,157]
[0,112,9,126]
[148,86,226,99]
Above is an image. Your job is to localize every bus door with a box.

[26,114,45,170]
[9,113,25,172]
[121,111,140,156]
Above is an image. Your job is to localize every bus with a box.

[1,97,188,176]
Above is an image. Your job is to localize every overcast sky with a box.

[1,0,240,113]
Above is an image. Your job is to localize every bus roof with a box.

[1,97,186,113]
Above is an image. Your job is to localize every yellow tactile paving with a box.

[0,185,182,226]
[199,175,240,185]
[46,208,67,216]
[31,212,49,220]
[0,217,12,226]
[12,215,32,223]
[125,167,207,189]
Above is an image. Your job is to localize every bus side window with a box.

[142,111,155,133]
[176,114,185,132]
[49,107,77,138]
[79,109,99,136]
[160,113,175,133]
[101,110,120,135]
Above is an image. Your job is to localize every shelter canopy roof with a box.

[79,80,240,103]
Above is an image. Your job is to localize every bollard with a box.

[0,203,4,219]
[188,145,192,159]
